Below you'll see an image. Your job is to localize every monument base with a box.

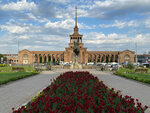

[70,55,82,69]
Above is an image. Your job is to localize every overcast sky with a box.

[0,0,150,54]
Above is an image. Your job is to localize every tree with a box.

[126,63,134,69]
[0,54,3,63]
[0,54,3,58]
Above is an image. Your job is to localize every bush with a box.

[126,63,134,69]
[0,64,6,67]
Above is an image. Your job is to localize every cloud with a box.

[99,20,138,29]
[83,32,150,53]
[23,45,31,49]
[56,6,88,19]
[45,19,74,30]
[0,20,42,34]
[45,18,93,31]
[84,0,150,19]
[0,0,57,20]
[1,24,30,34]
[32,1,57,18]
[0,0,36,11]
[46,0,70,4]
[0,0,150,54]
[144,17,150,29]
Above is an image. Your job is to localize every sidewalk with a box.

[93,71,150,113]
[0,71,58,113]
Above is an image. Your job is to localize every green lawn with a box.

[0,72,39,85]
[0,66,39,85]
[0,66,36,72]
[114,68,150,84]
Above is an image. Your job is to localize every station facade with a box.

[19,8,135,65]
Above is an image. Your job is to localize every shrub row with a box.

[0,72,39,85]
[0,64,6,67]
[13,71,148,113]
[114,71,150,84]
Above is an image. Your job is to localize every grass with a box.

[0,66,39,85]
[114,68,150,84]
[0,72,39,85]
[0,66,36,72]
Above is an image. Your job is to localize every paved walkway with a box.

[0,71,61,113]
[92,71,150,113]
[0,69,150,113]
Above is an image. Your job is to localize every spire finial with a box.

[75,6,77,27]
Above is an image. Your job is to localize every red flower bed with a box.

[13,71,148,113]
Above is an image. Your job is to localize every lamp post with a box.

[135,42,138,65]
[118,52,120,64]
[32,53,35,67]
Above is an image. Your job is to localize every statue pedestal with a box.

[70,55,82,69]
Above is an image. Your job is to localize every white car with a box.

[63,62,69,65]
[87,62,94,65]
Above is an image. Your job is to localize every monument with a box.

[71,41,82,69]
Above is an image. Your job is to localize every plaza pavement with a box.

[0,69,150,113]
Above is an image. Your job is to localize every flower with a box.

[13,71,147,113]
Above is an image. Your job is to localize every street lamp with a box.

[32,53,35,67]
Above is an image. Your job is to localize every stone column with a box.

[104,54,106,63]
[46,55,49,63]
[54,54,56,62]
[96,54,98,63]
[100,55,102,62]
[35,55,37,63]
[113,55,115,62]
[42,55,45,63]
[51,54,53,62]
[38,55,40,63]
[109,54,111,62]
[59,55,61,61]
[91,55,93,62]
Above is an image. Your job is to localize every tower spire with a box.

[75,6,77,28]
[73,6,79,34]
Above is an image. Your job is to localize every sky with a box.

[0,0,150,54]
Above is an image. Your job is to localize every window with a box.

[124,54,130,60]
[124,54,130,63]
[23,54,28,60]
[23,54,28,64]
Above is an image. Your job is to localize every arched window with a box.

[124,54,130,63]
[23,54,28,60]
[23,54,28,64]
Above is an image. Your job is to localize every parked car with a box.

[142,63,150,68]
[63,62,69,65]
[87,62,94,65]
[64,63,70,66]
[105,64,112,71]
